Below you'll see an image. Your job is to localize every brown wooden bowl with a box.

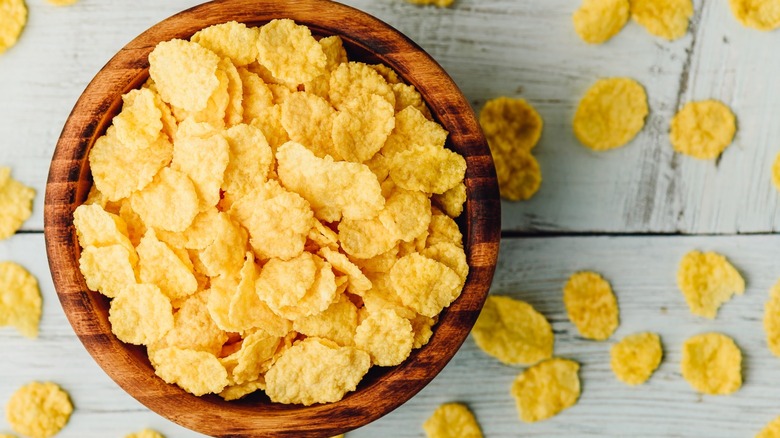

[44,0,500,436]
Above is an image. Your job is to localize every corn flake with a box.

[0,0,26,54]
[677,250,744,319]
[492,147,541,201]
[729,0,780,30]
[511,358,581,423]
[758,416,780,438]
[137,229,197,300]
[293,294,358,346]
[221,123,273,202]
[256,19,327,85]
[355,307,414,366]
[680,332,742,395]
[79,245,136,298]
[563,271,619,340]
[329,62,395,111]
[630,0,693,40]
[382,106,447,159]
[191,21,259,67]
[479,97,543,153]
[149,39,221,112]
[6,382,72,438]
[108,284,173,345]
[423,403,483,438]
[432,182,466,218]
[405,0,455,7]
[257,252,337,320]
[610,332,663,385]
[124,429,164,438]
[130,167,199,232]
[150,347,229,396]
[390,253,461,318]
[331,94,395,163]
[670,100,737,160]
[389,144,466,195]
[427,210,464,248]
[764,280,780,357]
[573,0,630,44]
[238,68,274,122]
[392,83,432,119]
[318,247,372,294]
[171,130,230,211]
[472,295,553,366]
[72,203,135,258]
[228,253,292,336]
[0,262,41,339]
[573,77,648,151]
[280,92,337,158]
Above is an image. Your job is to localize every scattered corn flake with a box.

[130,167,200,232]
[108,284,173,345]
[389,144,466,195]
[0,262,41,339]
[610,332,663,385]
[276,141,384,222]
[563,271,619,340]
[511,358,581,423]
[137,229,198,300]
[471,295,553,366]
[355,307,414,366]
[670,100,737,160]
[757,415,780,438]
[149,39,221,112]
[573,0,630,44]
[765,280,780,358]
[492,147,541,201]
[0,167,34,232]
[293,294,358,347]
[390,253,461,318]
[630,0,693,40]
[405,0,455,7]
[150,347,229,396]
[256,19,327,85]
[772,152,780,192]
[79,244,136,299]
[124,429,165,438]
[221,123,273,201]
[280,91,337,158]
[680,332,742,395]
[573,77,648,151]
[423,403,483,438]
[6,382,73,438]
[729,0,780,30]
[0,0,26,55]
[382,106,447,159]
[329,62,395,111]
[265,337,371,405]
[432,182,466,218]
[331,94,396,163]
[191,21,259,66]
[479,97,543,153]
[677,250,744,319]
[171,129,230,211]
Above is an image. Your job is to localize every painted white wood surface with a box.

[4,234,780,437]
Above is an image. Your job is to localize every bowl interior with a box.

[44,0,500,436]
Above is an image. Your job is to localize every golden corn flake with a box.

[432,182,466,218]
[471,295,553,366]
[124,429,165,438]
[331,94,395,163]
[46,0,78,6]
[729,0,780,30]
[0,262,41,339]
[280,91,337,158]
[293,295,358,346]
[257,253,337,320]
[231,330,281,384]
[670,100,737,160]
[423,403,483,438]
[389,144,466,195]
[511,358,580,423]
[130,167,199,232]
[276,141,385,222]
[382,106,447,159]
[329,62,396,111]
[228,253,292,336]
[630,0,693,40]
[338,216,399,260]
[222,124,273,201]
[563,271,619,340]
[198,212,248,277]
[610,332,662,385]
[390,253,461,318]
[171,130,230,211]
[355,307,414,366]
[479,97,543,153]
[764,280,780,357]
[421,243,468,288]
[79,244,136,298]
[137,230,197,300]
[677,250,745,319]
[492,147,541,201]
[379,186,431,243]
[149,39,220,112]
[150,347,229,396]
[238,68,274,122]
[0,0,26,54]
[109,284,173,345]
[223,60,244,127]
[427,211,463,248]
[192,21,259,67]
[72,203,135,257]
[219,379,266,401]
[574,77,648,151]
[113,88,164,150]
[772,152,780,192]
[680,332,742,395]
[0,167,32,239]
[6,382,73,438]
[256,19,327,85]
[265,337,371,405]
[757,416,780,438]
[406,0,455,7]
[162,289,227,355]
[319,247,372,294]
[573,0,630,44]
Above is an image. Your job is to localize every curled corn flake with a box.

[72,203,135,259]
[149,39,221,112]
[729,0,780,31]
[161,289,227,355]
[563,271,619,340]
[109,284,174,345]
[511,358,580,423]
[573,77,648,151]
[150,347,229,396]
[630,0,693,40]
[677,250,744,319]
[573,0,630,44]
[0,262,41,339]
[0,0,26,54]
[763,280,780,357]
[670,100,736,160]
[238,68,274,122]
[6,382,73,438]
[471,295,553,366]
[432,181,466,218]
[221,123,273,202]
[382,106,447,159]
[680,332,742,395]
[492,147,541,201]
[171,130,230,211]
[610,332,663,385]
[423,403,483,438]
[256,19,327,85]
[479,97,543,153]
[114,88,164,150]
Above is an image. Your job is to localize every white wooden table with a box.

[1,0,779,436]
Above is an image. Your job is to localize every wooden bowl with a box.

[44,0,500,436]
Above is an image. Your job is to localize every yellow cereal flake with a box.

[492,147,542,201]
[630,0,693,40]
[389,253,461,318]
[276,141,384,222]
[329,62,395,111]
[764,280,780,357]
[757,415,780,438]
[223,60,244,127]
[729,0,780,30]
[265,337,371,405]
[423,403,483,438]
[46,0,78,5]
[124,429,165,438]
[670,100,737,160]
[171,130,230,211]
[149,347,229,396]
[255,252,337,320]
[680,332,742,395]
[109,284,173,345]
[149,39,221,112]
[0,0,26,54]
[427,210,464,248]
[221,123,273,202]
[573,0,630,44]
[198,213,248,277]
[231,330,281,384]
[113,88,164,150]
[355,307,414,366]
[382,106,447,159]
[72,203,135,257]
[6,382,72,438]
[406,0,455,7]
[293,295,358,346]
[130,167,199,232]
[573,77,648,151]
[772,152,780,192]
[563,271,619,340]
[338,216,399,260]
[160,290,227,355]
[389,144,466,195]
[0,262,40,339]
[379,186,432,243]
[238,68,274,122]
[228,253,292,336]
[219,379,266,401]
[511,358,580,423]
[137,230,197,300]
[610,332,663,385]
[79,244,136,298]
[471,295,553,366]
[421,243,468,288]
[677,250,745,319]
[331,94,395,163]
[479,97,543,153]
[256,19,327,85]
[191,21,259,66]
[280,91,337,158]
[432,182,466,218]
[318,247,372,294]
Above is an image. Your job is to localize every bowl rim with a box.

[43,0,500,436]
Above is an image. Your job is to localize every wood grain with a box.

[42,0,499,436]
